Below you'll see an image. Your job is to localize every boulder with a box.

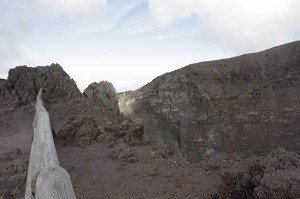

[83,81,119,114]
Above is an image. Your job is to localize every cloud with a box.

[148,0,300,52]
[156,32,198,39]
[0,0,108,78]
[148,0,198,25]
[60,0,150,38]
[114,0,145,21]
[114,25,154,35]
[0,1,34,78]
[37,0,107,16]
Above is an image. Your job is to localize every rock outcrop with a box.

[119,41,300,161]
[83,81,119,114]
[0,63,81,106]
[216,148,300,199]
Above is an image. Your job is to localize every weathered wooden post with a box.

[25,89,76,199]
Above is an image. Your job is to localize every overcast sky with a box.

[0,0,299,92]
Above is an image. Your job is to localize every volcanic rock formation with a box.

[0,63,81,107]
[119,41,300,161]
[83,81,119,114]
[0,63,147,198]
[1,42,300,198]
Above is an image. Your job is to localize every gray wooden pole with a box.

[25,89,76,199]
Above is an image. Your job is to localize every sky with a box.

[0,0,299,92]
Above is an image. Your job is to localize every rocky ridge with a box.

[119,41,300,161]
[0,42,300,198]
[0,64,137,147]
[0,63,81,107]
[0,63,171,198]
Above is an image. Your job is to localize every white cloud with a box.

[37,0,107,16]
[60,0,149,37]
[0,1,33,77]
[0,0,108,76]
[148,0,198,25]
[156,32,198,39]
[114,25,154,35]
[148,0,300,52]
[114,0,145,21]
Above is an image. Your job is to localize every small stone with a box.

[98,125,105,134]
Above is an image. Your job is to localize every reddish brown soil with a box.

[1,103,299,199]
[0,107,221,199]
[57,141,221,199]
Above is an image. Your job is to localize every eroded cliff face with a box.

[119,41,300,161]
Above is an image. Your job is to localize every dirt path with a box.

[57,141,221,199]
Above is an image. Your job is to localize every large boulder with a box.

[83,81,119,114]
[119,41,300,161]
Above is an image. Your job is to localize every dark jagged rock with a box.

[83,81,119,114]
[119,41,300,161]
[0,63,81,106]
[0,63,143,148]
[216,148,300,199]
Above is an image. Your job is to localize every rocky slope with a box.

[0,42,300,198]
[119,41,300,161]
[2,63,216,199]
[0,64,148,198]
